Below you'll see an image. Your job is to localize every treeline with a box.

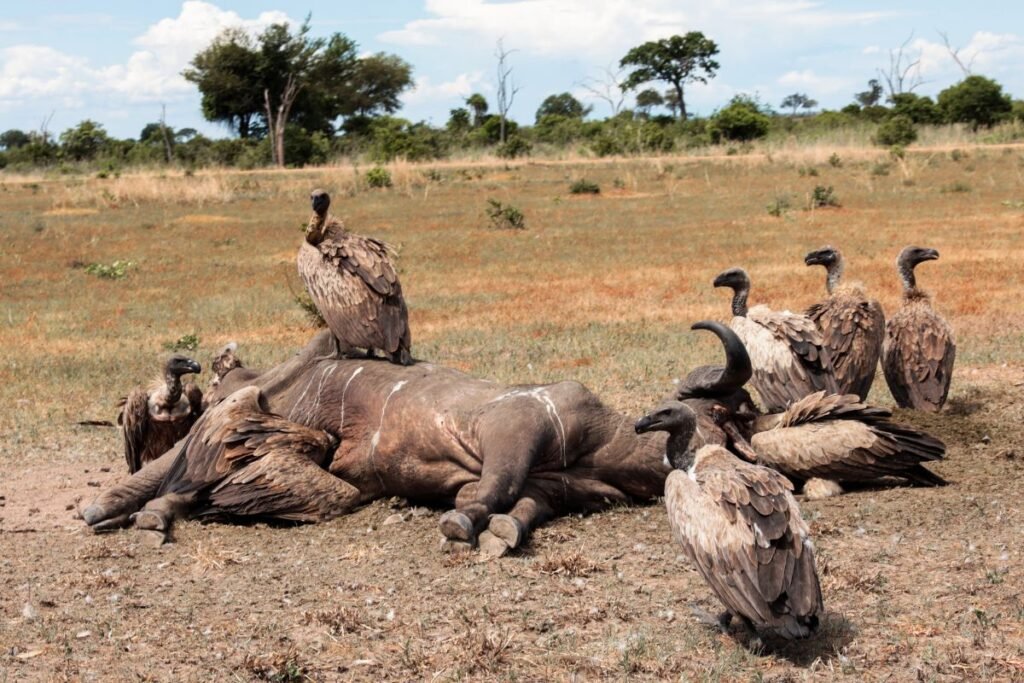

[2,20,1023,174]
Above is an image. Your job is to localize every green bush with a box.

[809,185,840,208]
[874,115,917,146]
[485,199,526,230]
[569,179,600,194]
[365,166,393,188]
[709,96,770,142]
[828,153,842,168]
[766,195,792,217]
[163,333,201,353]
[84,260,134,280]
[496,136,531,158]
[937,75,1013,129]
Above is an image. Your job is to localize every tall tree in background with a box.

[855,79,883,107]
[535,93,590,122]
[780,93,817,116]
[619,32,720,120]
[466,93,489,127]
[184,18,412,165]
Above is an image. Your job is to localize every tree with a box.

[878,33,923,99]
[466,93,489,128]
[578,64,627,116]
[447,108,471,133]
[183,28,263,138]
[889,93,941,124]
[937,75,1012,130]
[634,89,664,116]
[0,129,31,150]
[709,95,770,142]
[535,93,589,122]
[619,32,720,120]
[59,120,110,161]
[494,39,521,143]
[855,79,883,107]
[780,93,817,116]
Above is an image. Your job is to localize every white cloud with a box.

[403,71,487,105]
[0,2,293,106]
[777,69,852,95]
[910,31,1024,79]
[862,45,881,55]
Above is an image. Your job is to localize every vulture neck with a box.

[666,428,696,471]
[305,212,328,247]
[730,286,749,317]
[162,370,184,407]
[898,260,921,298]
[825,259,845,294]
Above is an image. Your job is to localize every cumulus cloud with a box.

[0,1,293,105]
[777,69,852,95]
[403,71,487,105]
[910,31,1024,79]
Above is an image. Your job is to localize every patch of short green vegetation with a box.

[84,260,135,280]
[941,181,972,194]
[365,166,392,188]
[569,178,600,195]
[162,333,200,353]
[485,199,526,230]
[808,185,840,208]
[766,194,793,217]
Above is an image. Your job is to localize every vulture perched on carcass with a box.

[804,246,885,401]
[117,355,203,474]
[297,188,412,365]
[713,267,838,412]
[882,246,956,412]
[137,385,352,531]
[635,402,823,646]
[746,391,947,499]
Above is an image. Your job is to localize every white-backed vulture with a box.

[134,385,351,535]
[882,246,956,412]
[117,355,203,474]
[747,391,947,499]
[713,267,838,412]
[804,246,885,400]
[635,402,823,644]
[297,189,412,365]
[202,342,244,411]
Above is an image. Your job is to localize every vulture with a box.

[202,342,246,411]
[153,385,353,524]
[804,246,885,400]
[746,391,947,499]
[117,355,203,474]
[635,402,823,644]
[297,188,412,365]
[713,267,838,412]
[883,246,956,412]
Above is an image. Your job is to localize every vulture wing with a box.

[806,292,885,400]
[665,447,822,638]
[732,308,837,411]
[160,387,357,522]
[751,392,946,485]
[117,387,150,474]
[883,305,956,411]
[184,381,204,420]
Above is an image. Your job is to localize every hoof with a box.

[487,514,523,549]
[138,529,168,549]
[87,512,133,532]
[131,510,168,531]
[81,504,106,526]
[440,538,475,554]
[439,510,475,542]
[477,530,510,558]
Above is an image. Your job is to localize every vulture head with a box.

[635,401,698,470]
[898,245,939,269]
[210,342,243,385]
[712,267,750,292]
[804,245,841,268]
[310,188,331,218]
[166,354,202,377]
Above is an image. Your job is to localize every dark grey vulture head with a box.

[635,400,698,470]
[310,188,331,217]
[898,245,940,269]
[712,266,751,291]
[166,354,202,377]
[804,245,842,268]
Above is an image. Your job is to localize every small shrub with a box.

[798,165,819,177]
[950,148,968,162]
[766,195,792,217]
[485,199,526,230]
[612,177,625,189]
[84,260,134,280]
[828,153,842,168]
[941,182,972,194]
[889,145,906,160]
[422,168,443,183]
[569,179,600,195]
[874,115,917,146]
[809,185,840,209]
[871,162,891,177]
[365,166,392,188]
[496,136,531,159]
[163,333,200,353]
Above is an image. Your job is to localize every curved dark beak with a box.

[712,273,728,288]
[804,250,823,266]
[634,414,658,434]
[187,360,202,375]
[923,248,940,261]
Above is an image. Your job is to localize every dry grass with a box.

[2,144,1024,681]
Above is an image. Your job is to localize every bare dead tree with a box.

[577,64,627,116]
[264,74,301,167]
[37,111,55,143]
[878,32,924,99]
[494,38,521,144]
[938,31,975,77]
[159,104,174,164]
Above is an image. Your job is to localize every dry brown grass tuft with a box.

[535,548,601,576]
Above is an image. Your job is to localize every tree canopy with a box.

[937,75,1012,130]
[535,93,590,122]
[619,32,720,120]
[781,93,817,116]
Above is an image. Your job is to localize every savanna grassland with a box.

[1,145,1023,681]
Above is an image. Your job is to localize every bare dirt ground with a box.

[2,367,1023,682]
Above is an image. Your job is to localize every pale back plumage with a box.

[883,292,956,412]
[297,199,411,364]
[160,386,356,522]
[730,306,838,412]
[806,282,885,400]
[665,445,823,639]
[749,391,946,486]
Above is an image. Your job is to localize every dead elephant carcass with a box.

[84,331,668,556]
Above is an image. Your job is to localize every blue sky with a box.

[1,1,1022,139]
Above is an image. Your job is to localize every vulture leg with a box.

[690,606,734,633]
[83,443,183,530]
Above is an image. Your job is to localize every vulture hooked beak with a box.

[185,360,202,375]
[634,414,660,434]
[920,248,940,261]
[803,248,833,266]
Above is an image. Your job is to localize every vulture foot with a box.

[690,606,733,633]
[487,514,523,550]
[477,530,510,558]
[439,510,476,543]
